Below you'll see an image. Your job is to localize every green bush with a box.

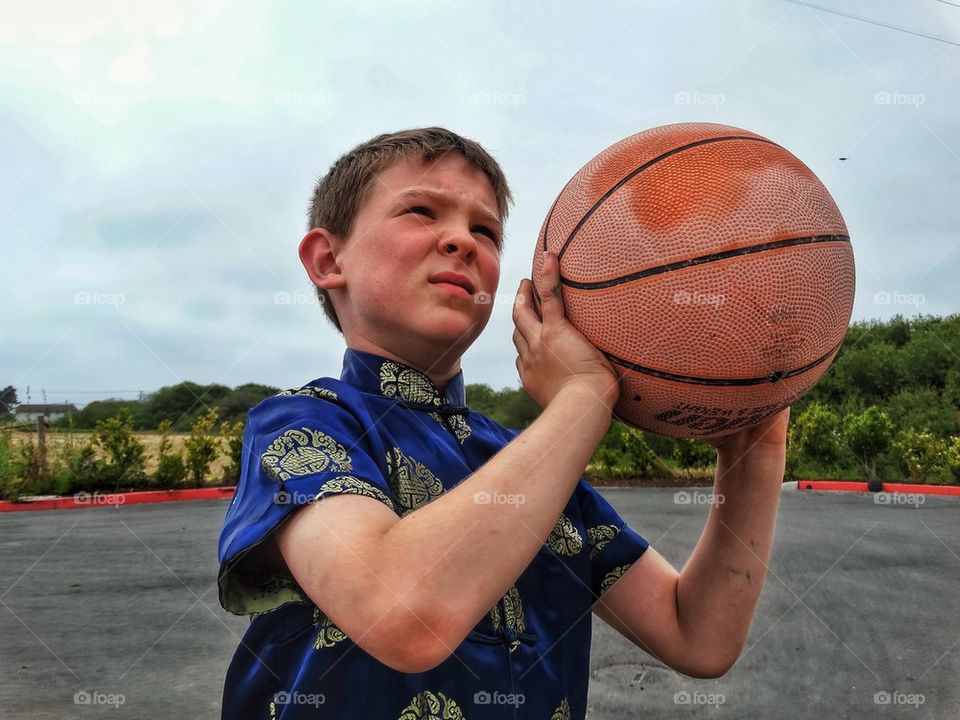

[945,436,960,484]
[592,422,657,479]
[792,402,844,469]
[91,408,146,491]
[152,419,186,487]
[0,434,27,500]
[185,409,222,488]
[892,429,946,483]
[843,407,894,481]
[219,419,245,484]
[672,438,716,469]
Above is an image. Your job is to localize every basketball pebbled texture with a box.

[531,122,855,439]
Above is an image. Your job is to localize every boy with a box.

[217,127,789,719]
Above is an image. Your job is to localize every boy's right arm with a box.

[275,252,619,673]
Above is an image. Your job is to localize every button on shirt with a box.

[217,349,649,720]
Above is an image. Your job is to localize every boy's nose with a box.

[438,229,477,260]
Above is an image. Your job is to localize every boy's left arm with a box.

[593,408,789,679]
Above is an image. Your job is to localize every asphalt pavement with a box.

[0,487,957,719]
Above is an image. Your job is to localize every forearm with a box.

[675,442,785,672]
[377,384,610,646]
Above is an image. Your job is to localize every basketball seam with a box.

[561,234,851,290]
[603,339,843,387]
[555,135,780,261]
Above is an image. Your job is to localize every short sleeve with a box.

[577,481,650,602]
[217,387,397,616]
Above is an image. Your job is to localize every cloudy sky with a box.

[2,0,958,407]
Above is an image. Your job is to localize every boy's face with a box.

[328,153,502,375]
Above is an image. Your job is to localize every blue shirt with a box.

[217,349,649,719]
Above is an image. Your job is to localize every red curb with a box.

[798,481,960,497]
[0,486,237,512]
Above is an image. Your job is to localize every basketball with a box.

[532,122,855,439]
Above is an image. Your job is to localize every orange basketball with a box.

[532,122,855,439]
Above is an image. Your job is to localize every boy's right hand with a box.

[513,251,621,413]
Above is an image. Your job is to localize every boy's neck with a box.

[346,339,462,391]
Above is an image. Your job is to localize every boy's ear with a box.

[299,228,346,290]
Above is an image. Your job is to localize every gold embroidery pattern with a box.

[429,411,472,443]
[261,428,352,482]
[546,514,584,556]
[551,698,571,720]
[587,524,620,559]
[312,606,348,649]
[379,361,442,406]
[489,585,525,653]
[397,690,465,719]
[268,700,277,718]
[385,448,444,515]
[316,476,396,512]
[276,385,339,402]
[600,564,633,595]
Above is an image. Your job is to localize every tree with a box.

[92,408,147,491]
[591,422,657,479]
[892,429,946,483]
[0,386,17,421]
[792,402,844,469]
[944,436,960,484]
[152,419,186,486]
[184,409,222,487]
[843,407,893,480]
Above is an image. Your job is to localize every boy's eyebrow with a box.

[394,188,502,228]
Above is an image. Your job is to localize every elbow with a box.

[362,604,460,674]
[676,648,741,679]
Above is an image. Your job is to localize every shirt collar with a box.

[339,348,467,408]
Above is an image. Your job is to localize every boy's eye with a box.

[407,205,434,218]
[472,225,499,244]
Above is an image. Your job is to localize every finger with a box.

[512,327,528,356]
[512,278,540,339]
[536,251,565,324]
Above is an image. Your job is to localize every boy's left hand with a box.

[703,407,790,457]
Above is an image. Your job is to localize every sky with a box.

[1,0,958,408]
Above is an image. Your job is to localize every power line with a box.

[935,0,960,8]
[784,0,960,47]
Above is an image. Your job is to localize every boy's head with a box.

[300,128,514,374]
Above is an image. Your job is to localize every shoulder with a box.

[247,377,365,433]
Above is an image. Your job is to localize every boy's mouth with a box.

[429,272,475,296]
